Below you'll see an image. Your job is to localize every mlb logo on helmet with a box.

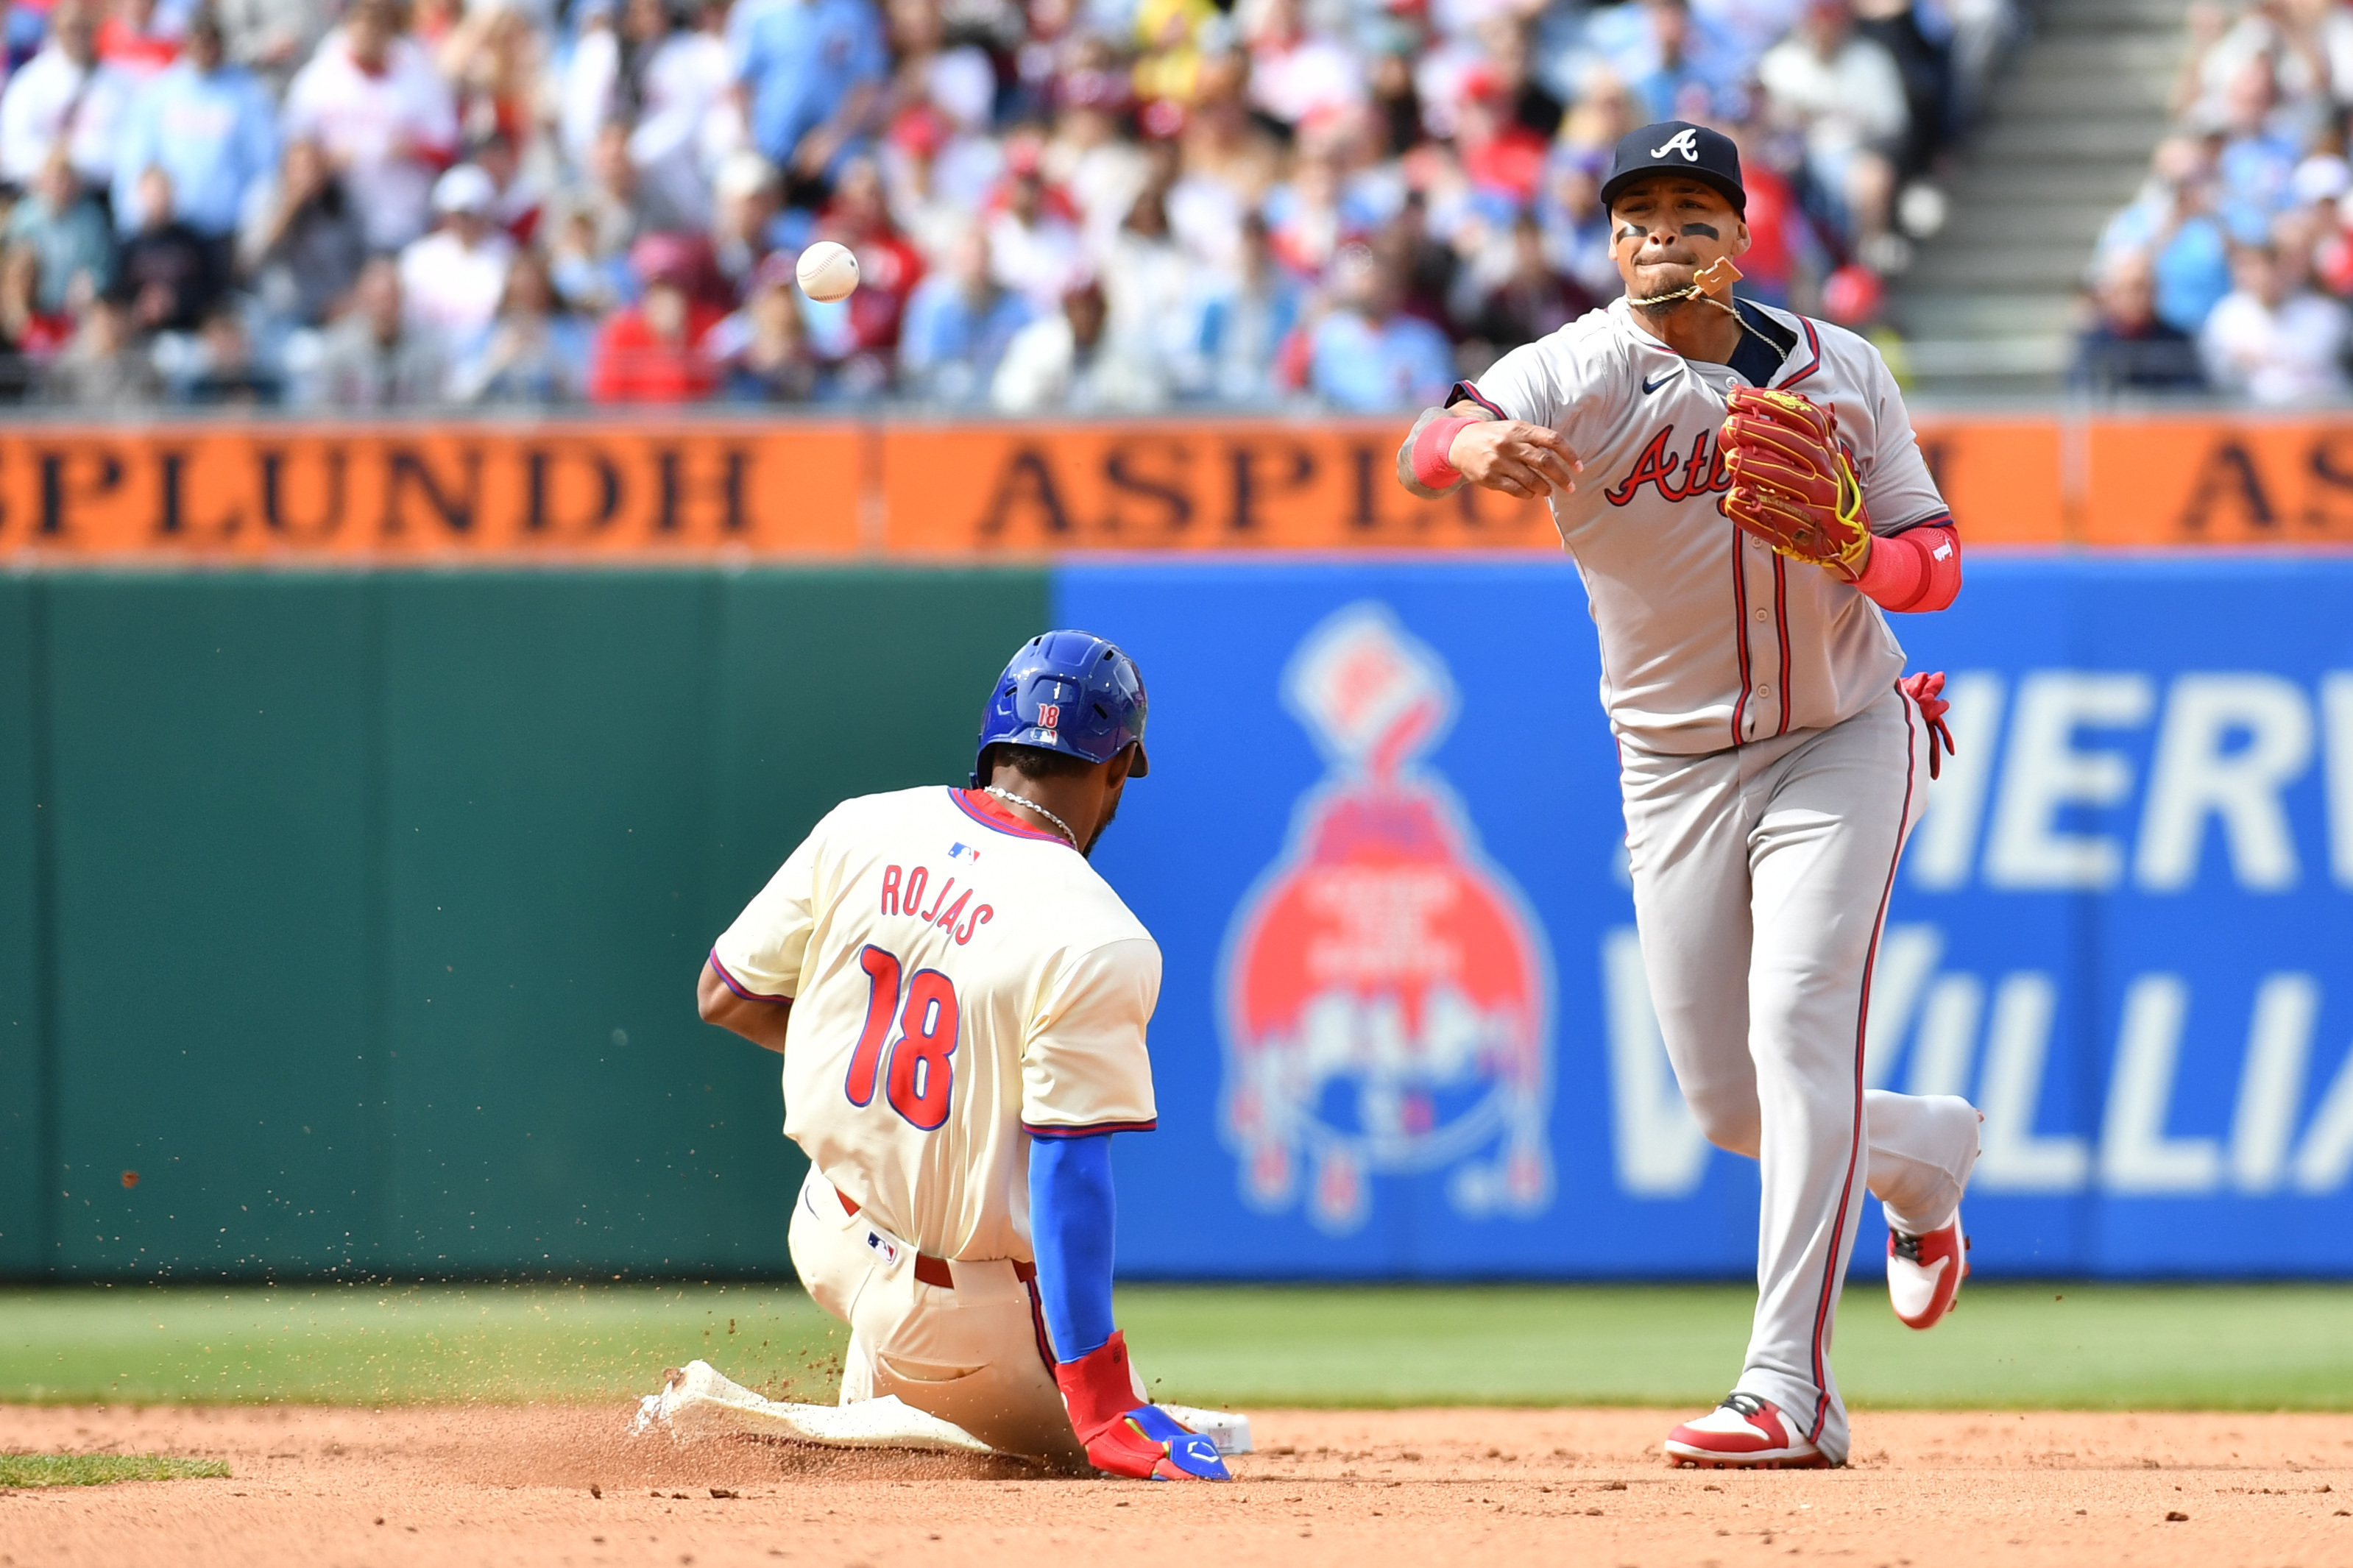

[1217,603,1556,1235]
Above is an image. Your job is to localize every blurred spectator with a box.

[898,225,1030,402]
[1589,0,1740,125]
[2095,135,2235,336]
[217,0,330,91]
[98,0,184,77]
[1,1,130,191]
[2073,250,2208,395]
[587,235,725,401]
[452,251,590,404]
[5,152,116,318]
[991,275,1169,411]
[711,149,787,285]
[173,305,283,403]
[117,168,226,333]
[1099,182,1192,380]
[43,293,160,404]
[1243,0,1365,130]
[305,256,450,407]
[238,138,369,333]
[1536,149,1621,302]
[400,165,517,344]
[110,10,280,242]
[817,155,923,368]
[1460,213,1599,368]
[1756,0,1908,258]
[1306,244,1454,411]
[986,142,1086,311]
[2198,235,2351,404]
[736,0,890,202]
[1851,0,1952,184]
[282,0,461,252]
[0,247,77,364]
[715,252,823,401]
[567,0,740,233]
[1192,210,1301,402]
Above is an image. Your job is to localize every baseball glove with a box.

[1719,387,1872,581]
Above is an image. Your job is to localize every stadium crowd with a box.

[0,0,2008,411]
[2077,0,2353,402]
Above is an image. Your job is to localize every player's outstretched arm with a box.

[1029,1133,1228,1481]
[696,958,793,1054]
[1395,402,1582,502]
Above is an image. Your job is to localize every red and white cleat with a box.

[1888,1209,1970,1330]
[1662,1394,1830,1469]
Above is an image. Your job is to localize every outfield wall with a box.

[2,556,2351,1280]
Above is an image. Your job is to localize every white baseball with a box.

[796,241,860,303]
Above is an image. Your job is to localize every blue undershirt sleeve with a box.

[1027,1132,1119,1363]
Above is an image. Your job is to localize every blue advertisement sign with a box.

[1061,556,2353,1278]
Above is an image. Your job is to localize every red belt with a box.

[836,1188,1033,1290]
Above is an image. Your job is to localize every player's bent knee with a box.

[1691,1101,1763,1158]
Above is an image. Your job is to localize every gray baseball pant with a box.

[1620,681,1981,1465]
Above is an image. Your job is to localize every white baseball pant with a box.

[1620,681,1981,1465]
[788,1167,1088,1466]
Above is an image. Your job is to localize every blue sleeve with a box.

[1027,1132,1118,1364]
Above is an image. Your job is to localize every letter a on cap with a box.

[1649,127,1702,161]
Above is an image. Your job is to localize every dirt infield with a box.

[1,1403,2347,1567]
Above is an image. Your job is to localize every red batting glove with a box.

[1055,1331,1230,1481]
[1899,670,1955,780]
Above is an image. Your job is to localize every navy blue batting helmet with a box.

[970,631,1150,787]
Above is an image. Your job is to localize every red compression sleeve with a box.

[1855,525,1960,613]
[1411,415,1479,489]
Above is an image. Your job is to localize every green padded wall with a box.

[0,579,38,1273]
[3,567,1048,1279]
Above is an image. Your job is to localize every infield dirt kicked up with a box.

[2,1404,2348,1567]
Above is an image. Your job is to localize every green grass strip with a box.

[0,1454,230,1488]
[1,1282,2349,1411]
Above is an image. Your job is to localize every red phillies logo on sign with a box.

[1038,703,1061,727]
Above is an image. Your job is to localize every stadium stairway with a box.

[1889,0,2182,397]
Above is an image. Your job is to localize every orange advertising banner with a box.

[2082,414,2353,546]
[877,419,1555,553]
[0,422,866,558]
[0,411,2347,559]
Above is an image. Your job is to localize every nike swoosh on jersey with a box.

[1641,372,1677,395]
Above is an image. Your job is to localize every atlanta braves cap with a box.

[1600,121,1746,216]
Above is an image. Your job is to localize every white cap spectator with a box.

[401,164,517,349]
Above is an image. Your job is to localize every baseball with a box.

[796,241,859,302]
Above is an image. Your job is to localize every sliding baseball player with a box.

[687,631,1226,1481]
[1397,121,1981,1469]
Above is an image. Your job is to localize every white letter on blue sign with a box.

[2232,973,2320,1193]
[2294,1040,2353,1193]
[2322,673,2353,890]
[1984,673,2154,890]
[2100,976,2223,1194]
[2134,675,2313,893]
[1974,973,2091,1192]
[1602,928,1710,1198]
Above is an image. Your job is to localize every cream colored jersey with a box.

[1455,296,1951,756]
[710,786,1160,1264]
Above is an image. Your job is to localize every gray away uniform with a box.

[1422,296,1982,1464]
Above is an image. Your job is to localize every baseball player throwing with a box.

[695,631,1226,1482]
[1398,121,1980,1469]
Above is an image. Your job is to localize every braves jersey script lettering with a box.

[712,787,1160,1263]
[1457,297,1951,754]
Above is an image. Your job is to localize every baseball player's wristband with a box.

[1410,415,1480,489]
[1854,524,1960,614]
